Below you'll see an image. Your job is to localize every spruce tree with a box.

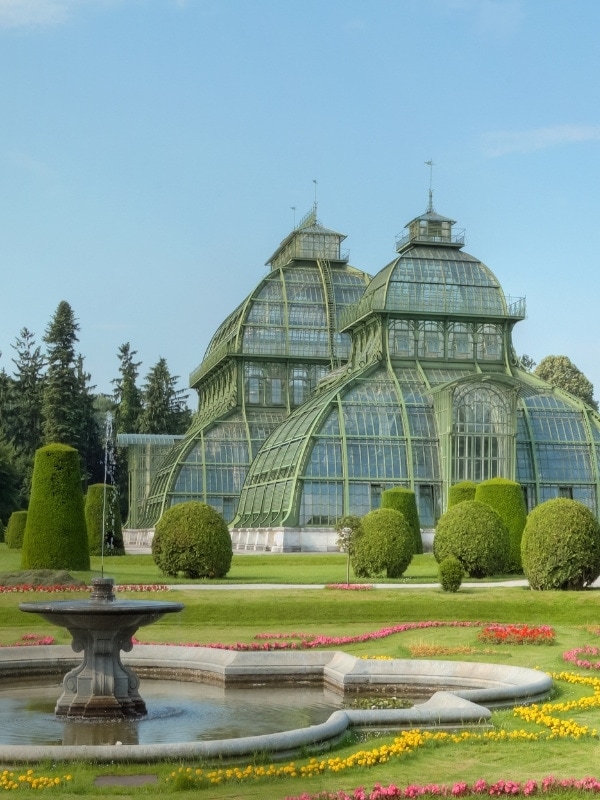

[139,357,191,434]
[112,342,143,434]
[9,328,45,464]
[42,301,83,448]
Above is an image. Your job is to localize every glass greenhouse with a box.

[121,198,600,550]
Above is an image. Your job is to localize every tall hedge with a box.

[381,487,423,554]
[521,498,600,590]
[21,444,90,570]
[85,484,125,556]
[433,500,509,578]
[6,511,27,549]
[474,478,527,572]
[351,508,413,579]
[448,481,477,507]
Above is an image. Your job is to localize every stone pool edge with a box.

[0,645,552,763]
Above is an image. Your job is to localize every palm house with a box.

[122,195,600,551]
[130,207,371,529]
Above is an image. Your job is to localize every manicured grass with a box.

[3,546,600,797]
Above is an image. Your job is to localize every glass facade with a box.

[125,201,600,538]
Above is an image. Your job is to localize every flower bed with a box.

[0,583,170,594]
[283,776,600,800]
[563,646,600,670]
[478,624,555,646]
[325,584,374,591]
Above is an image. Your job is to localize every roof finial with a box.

[424,160,435,213]
[291,206,297,228]
[312,179,318,216]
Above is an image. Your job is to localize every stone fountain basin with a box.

[0,644,552,763]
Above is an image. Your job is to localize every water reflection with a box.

[0,676,343,746]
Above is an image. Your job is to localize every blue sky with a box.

[1,0,599,403]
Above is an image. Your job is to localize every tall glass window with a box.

[452,384,511,482]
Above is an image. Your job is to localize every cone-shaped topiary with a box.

[21,444,90,570]
[85,484,125,556]
[152,501,232,579]
[448,481,477,507]
[6,510,27,549]
[381,487,423,554]
[475,477,527,573]
[350,508,413,579]
[521,498,600,590]
[433,500,509,578]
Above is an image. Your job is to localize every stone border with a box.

[0,645,552,763]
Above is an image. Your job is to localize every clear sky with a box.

[1,0,599,404]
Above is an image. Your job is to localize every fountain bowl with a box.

[19,578,184,719]
[0,643,552,763]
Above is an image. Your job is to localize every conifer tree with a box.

[112,342,143,434]
[42,301,82,448]
[138,357,191,434]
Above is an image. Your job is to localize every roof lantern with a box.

[395,189,465,253]
[266,203,349,269]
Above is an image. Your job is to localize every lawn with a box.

[2,547,600,798]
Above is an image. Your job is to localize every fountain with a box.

[19,578,183,718]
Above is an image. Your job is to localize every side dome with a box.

[137,208,371,527]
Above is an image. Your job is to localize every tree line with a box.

[0,300,191,522]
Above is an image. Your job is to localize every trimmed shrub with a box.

[433,500,509,578]
[381,487,423,554]
[521,498,600,590]
[85,484,125,556]
[152,502,232,579]
[21,444,90,571]
[439,555,464,592]
[448,481,477,507]
[475,477,527,572]
[6,511,27,549]
[350,508,413,579]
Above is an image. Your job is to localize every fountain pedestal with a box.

[20,577,184,719]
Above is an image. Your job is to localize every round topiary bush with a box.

[85,484,125,556]
[5,510,27,549]
[22,444,90,571]
[448,481,477,507]
[433,500,509,578]
[152,502,232,579]
[381,487,423,554]
[475,478,527,573]
[521,498,600,590]
[350,508,413,579]
[439,555,464,592]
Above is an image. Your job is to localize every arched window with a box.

[452,384,512,482]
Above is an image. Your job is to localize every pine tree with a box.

[139,357,191,434]
[112,343,143,434]
[42,301,82,448]
[10,328,45,461]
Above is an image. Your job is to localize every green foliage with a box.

[334,515,363,553]
[152,501,232,578]
[5,511,27,549]
[474,478,527,572]
[85,484,125,556]
[534,354,598,410]
[381,487,423,554]
[112,342,143,434]
[138,357,191,435]
[448,481,477,507]
[21,444,90,571]
[0,440,21,523]
[521,498,600,590]
[438,555,464,592]
[434,500,509,578]
[0,520,3,543]
[350,508,413,579]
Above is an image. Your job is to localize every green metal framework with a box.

[137,208,371,526]
[233,202,600,530]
